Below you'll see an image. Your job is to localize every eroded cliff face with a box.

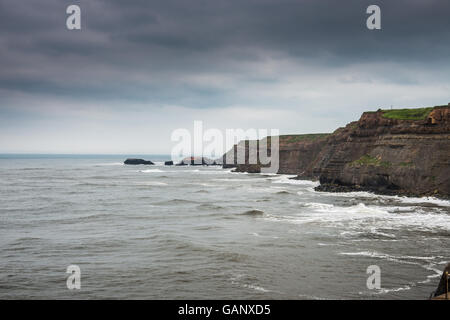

[315,106,450,197]
[223,134,329,177]
[222,105,450,197]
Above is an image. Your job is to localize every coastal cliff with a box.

[222,104,450,197]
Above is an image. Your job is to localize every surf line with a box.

[178,304,213,318]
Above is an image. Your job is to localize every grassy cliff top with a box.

[380,107,434,120]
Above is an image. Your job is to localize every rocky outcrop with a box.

[164,161,174,165]
[221,104,450,197]
[431,263,450,299]
[226,135,329,176]
[124,158,154,165]
[315,106,450,197]
[176,156,214,166]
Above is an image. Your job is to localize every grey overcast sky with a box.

[0,0,449,154]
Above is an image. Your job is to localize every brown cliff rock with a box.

[315,105,450,197]
[222,104,450,197]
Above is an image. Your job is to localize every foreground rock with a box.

[431,263,450,299]
[124,158,154,165]
[221,104,450,197]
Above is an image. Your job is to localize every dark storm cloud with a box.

[0,0,449,105]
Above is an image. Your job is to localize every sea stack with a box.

[124,158,154,165]
[176,157,214,166]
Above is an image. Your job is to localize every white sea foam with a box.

[320,189,450,207]
[272,175,320,186]
[340,251,446,293]
[191,182,222,187]
[93,162,124,166]
[375,285,412,294]
[387,195,450,207]
[339,251,442,262]
[214,178,263,182]
[242,284,270,293]
[139,169,164,173]
[264,201,450,233]
[303,202,335,210]
[197,170,232,175]
[136,181,168,186]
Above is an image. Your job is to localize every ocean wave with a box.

[339,251,442,262]
[320,189,450,207]
[229,273,271,293]
[190,182,222,187]
[340,250,445,294]
[135,181,168,186]
[196,203,225,211]
[272,175,320,186]
[302,202,335,210]
[197,170,232,175]
[374,285,413,294]
[264,202,450,232]
[275,190,291,195]
[229,171,249,175]
[240,209,264,216]
[242,283,270,293]
[93,162,124,166]
[153,198,200,206]
[139,169,164,173]
[386,195,450,207]
[214,178,263,182]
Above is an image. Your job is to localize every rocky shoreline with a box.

[222,104,450,198]
[313,182,449,198]
[124,157,220,167]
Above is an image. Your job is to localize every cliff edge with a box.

[222,104,450,197]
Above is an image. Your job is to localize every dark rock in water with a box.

[165,161,174,166]
[315,182,413,197]
[232,164,261,173]
[432,263,450,299]
[176,156,214,166]
[124,158,154,165]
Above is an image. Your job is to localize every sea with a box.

[0,154,449,299]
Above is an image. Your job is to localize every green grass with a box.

[381,107,434,120]
[350,154,391,168]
